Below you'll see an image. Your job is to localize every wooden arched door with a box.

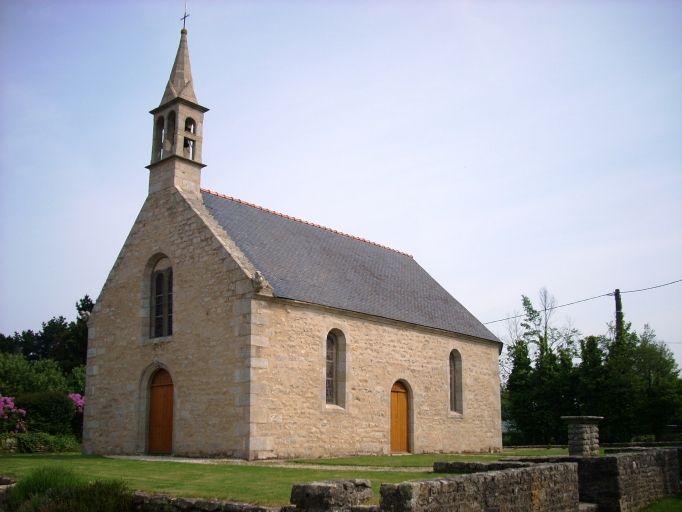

[148,369,173,454]
[390,381,410,453]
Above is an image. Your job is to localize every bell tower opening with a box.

[153,116,165,161]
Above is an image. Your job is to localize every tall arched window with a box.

[151,258,173,338]
[449,349,463,414]
[326,333,337,404]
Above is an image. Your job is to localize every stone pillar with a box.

[561,416,603,457]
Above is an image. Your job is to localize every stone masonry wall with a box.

[247,297,503,460]
[511,449,680,512]
[379,463,579,512]
[614,450,679,512]
[82,182,265,458]
[567,422,599,457]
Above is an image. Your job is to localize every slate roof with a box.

[201,189,499,343]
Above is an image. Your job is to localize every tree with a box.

[576,335,606,416]
[633,325,682,440]
[0,353,67,396]
[0,295,93,375]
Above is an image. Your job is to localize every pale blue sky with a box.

[1,1,681,362]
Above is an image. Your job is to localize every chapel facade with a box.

[82,29,503,460]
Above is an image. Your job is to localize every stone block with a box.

[291,480,373,512]
[250,436,274,451]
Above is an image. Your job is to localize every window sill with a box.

[141,336,173,346]
[325,404,347,413]
[448,411,464,419]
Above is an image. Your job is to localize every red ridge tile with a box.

[201,188,412,258]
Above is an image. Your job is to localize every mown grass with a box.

[292,448,573,467]
[641,494,682,512]
[640,494,682,512]
[0,454,430,506]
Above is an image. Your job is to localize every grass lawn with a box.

[0,453,430,506]
[292,448,573,467]
[640,494,682,512]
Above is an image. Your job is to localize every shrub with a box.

[12,432,79,453]
[14,392,75,435]
[3,466,83,511]
[2,467,131,512]
[66,366,86,395]
[67,394,84,440]
[0,395,27,434]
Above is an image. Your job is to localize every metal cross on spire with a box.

[181,0,190,28]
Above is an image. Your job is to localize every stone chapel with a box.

[82,28,503,460]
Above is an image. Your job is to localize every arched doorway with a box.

[390,381,410,453]
[148,369,173,454]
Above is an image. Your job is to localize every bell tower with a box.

[146,28,209,196]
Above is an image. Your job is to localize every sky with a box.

[1,1,681,363]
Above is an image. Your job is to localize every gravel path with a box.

[104,455,432,473]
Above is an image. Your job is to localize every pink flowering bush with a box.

[68,393,85,413]
[0,395,27,434]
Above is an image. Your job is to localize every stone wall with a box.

[130,492,280,512]
[563,416,601,457]
[379,463,578,512]
[511,449,680,512]
[288,480,374,512]
[249,297,502,460]
[82,184,261,459]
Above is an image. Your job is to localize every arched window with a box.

[184,117,196,134]
[164,111,177,154]
[151,258,173,338]
[153,116,165,161]
[449,349,463,414]
[326,333,337,404]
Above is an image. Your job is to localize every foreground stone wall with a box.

[289,480,374,512]
[511,449,680,512]
[130,492,279,512]
[249,297,502,460]
[380,463,578,512]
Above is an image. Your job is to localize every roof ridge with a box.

[201,188,413,258]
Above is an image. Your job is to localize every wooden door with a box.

[149,369,173,454]
[391,381,409,453]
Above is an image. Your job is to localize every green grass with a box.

[0,454,430,506]
[640,494,682,512]
[292,448,572,467]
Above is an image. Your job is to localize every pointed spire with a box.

[160,28,198,105]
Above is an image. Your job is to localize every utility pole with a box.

[614,288,623,342]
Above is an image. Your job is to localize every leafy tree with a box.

[501,287,682,445]
[0,353,68,396]
[633,325,682,440]
[600,318,642,442]
[575,335,606,416]
[505,337,534,443]
[0,295,93,375]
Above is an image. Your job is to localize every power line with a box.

[483,278,682,326]
[620,279,682,294]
